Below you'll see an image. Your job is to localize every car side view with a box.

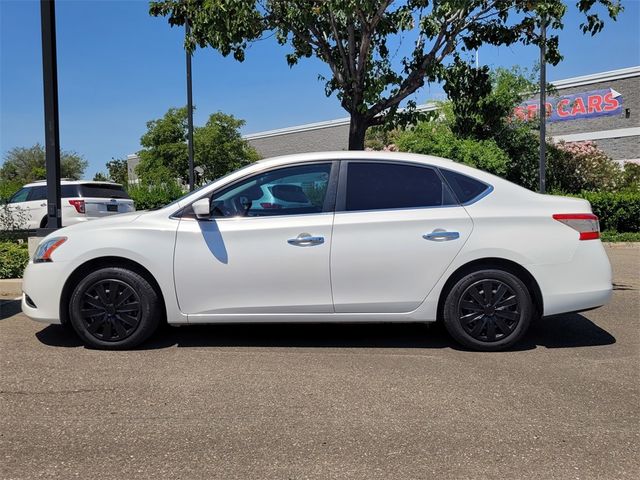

[5,180,135,229]
[21,152,612,351]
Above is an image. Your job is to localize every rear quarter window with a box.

[440,169,491,204]
[78,184,130,199]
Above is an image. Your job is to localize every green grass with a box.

[600,231,640,242]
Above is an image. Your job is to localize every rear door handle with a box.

[423,230,460,241]
[288,233,324,247]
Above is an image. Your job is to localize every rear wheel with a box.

[69,267,160,349]
[443,269,532,351]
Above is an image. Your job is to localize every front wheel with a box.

[69,267,161,349]
[443,269,533,351]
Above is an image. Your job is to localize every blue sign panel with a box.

[514,88,623,123]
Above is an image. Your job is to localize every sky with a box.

[1,0,639,179]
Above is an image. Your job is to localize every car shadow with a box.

[35,312,616,351]
[0,300,21,321]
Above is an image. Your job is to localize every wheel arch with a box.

[59,256,167,326]
[436,257,543,322]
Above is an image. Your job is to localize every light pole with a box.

[539,14,547,194]
[186,22,195,191]
[40,0,62,230]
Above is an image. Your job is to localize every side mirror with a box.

[192,198,211,220]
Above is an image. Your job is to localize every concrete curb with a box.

[0,279,22,299]
[603,242,640,249]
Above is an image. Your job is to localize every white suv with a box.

[5,180,135,229]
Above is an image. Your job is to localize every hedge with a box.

[0,242,29,279]
[575,191,640,233]
[128,181,185,210]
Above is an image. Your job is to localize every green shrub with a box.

[396,122,509,176]
[600,231,640,242]
[620,162,640,192]
[128,181,185,210]
[0,179,21,202]
[571,191,640,232]
[0,242,29,279]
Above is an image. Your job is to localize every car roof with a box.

[256,150,454,167]
[23,180,123,187]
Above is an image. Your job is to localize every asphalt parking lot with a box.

[1,246,638,480]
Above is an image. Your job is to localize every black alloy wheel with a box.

[457,279,521,343]
[79,279,142,342]
[443,269,533,351]
[69,267,161,349]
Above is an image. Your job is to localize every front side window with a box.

[344,162,456,212]
[209,163,332,217]
[9,188,30,203]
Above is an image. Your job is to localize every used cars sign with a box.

[514,88,623,122]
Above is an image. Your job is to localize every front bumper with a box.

[21,260,69,324]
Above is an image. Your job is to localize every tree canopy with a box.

[0,144,88,184]
[150,0,622,149]
[135,108,259,184]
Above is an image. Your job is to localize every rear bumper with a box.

[528,240,612,316]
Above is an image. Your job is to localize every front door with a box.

[330,161,473,313]
[174,162,338,316]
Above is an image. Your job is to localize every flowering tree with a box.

[550,141,622,192]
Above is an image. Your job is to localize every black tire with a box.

[69,267,161,349]
[443,269,532,351]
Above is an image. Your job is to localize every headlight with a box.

[33,236,67,263]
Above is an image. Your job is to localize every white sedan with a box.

[21,152,612,351]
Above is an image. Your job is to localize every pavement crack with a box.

[0,387,117,396]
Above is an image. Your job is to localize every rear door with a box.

[330,161,473,313]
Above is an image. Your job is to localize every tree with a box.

[1,144,88,184]
[194,112,260,181]
[137,107,189,183]
[93,172,109,181]
[106,158,129,185]
[150,0,622,150]
[136,107,258,185]
[440,64,542,189]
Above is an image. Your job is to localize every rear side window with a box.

[28,186,47,201]
[344,162,456,212]
[440,169,491,204]
[23,185,121,199]
[78,184,130,199]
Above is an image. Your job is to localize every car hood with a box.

[49,211,146,237]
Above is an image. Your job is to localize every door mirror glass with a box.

[192,198,211,220]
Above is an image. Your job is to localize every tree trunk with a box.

[348,114,367,150]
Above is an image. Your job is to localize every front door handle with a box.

[288,233,325,247]
[423,230,460,241]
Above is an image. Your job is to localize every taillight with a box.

[553,213,600,240]
[260,203,282,209]
[68,199,85,214]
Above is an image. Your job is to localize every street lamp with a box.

[539,14,547,194]
[39,0,62,230]
[186,22,195,192]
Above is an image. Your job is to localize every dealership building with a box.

[128,65,639,181]
[244,65,639,164]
